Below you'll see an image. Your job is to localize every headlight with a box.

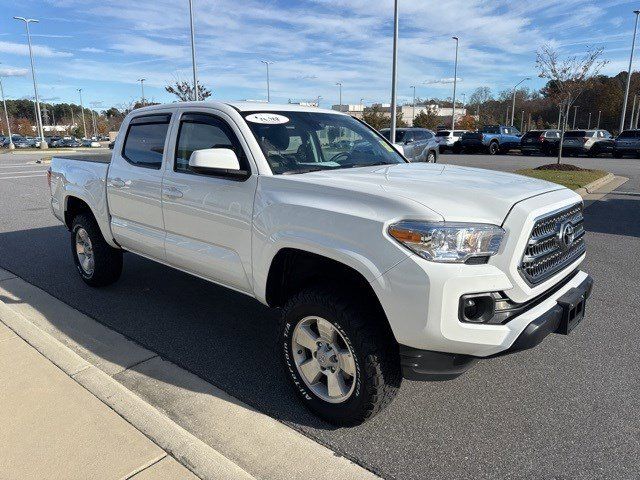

[388,221,505,263]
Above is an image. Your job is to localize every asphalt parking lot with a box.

[0,151,638,479]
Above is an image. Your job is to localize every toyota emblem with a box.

[559,221,575,250]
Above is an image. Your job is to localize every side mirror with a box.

[188,148,248,178]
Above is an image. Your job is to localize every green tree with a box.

[413,110,439,129]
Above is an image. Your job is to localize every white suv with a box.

[435,129,467,151]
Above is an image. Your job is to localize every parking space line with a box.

[0,174,46,180]
[0,170,46,175]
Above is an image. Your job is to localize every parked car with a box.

[108,140,116,150]
[46,136,62,147]
[82,139,101,148]
[454,125,522,155]
[434,130,467,152]
[613,129,640,158]
[48,102,592,426]
[60,138,82,148]
[520,129,561,156]
[13,138,32,148]
[379,127,439,162]
[562,130,614,157]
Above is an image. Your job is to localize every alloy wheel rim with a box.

[291,316,357,403]
[75,228,95,275]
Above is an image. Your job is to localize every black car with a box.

[61,138,82,148]
[520,129,561,156]
[613,130,640,158]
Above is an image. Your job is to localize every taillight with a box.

[538,135,545,142]
[47,167,51,189]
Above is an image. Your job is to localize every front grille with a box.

[519,203,586,285]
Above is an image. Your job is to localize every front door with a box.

[161,110,257,294]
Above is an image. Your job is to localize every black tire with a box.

[280,286,401,426]
[488,141,500,155]
[427,150,437,163]
[452,143,462,154]
[612,150,623,159]
[71,213,123,287]
[522,150,532,156]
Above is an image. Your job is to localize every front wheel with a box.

[427,150,437,163]
[280,287,401,426]
[71,213,123,287]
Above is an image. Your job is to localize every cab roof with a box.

[131,100,342,116]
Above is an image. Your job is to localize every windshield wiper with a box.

[280,167,326,175]
[341,161,392,169]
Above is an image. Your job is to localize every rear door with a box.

[161,109,257,293]
[107,112,173,259]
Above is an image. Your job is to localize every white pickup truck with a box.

[49,102,592,426]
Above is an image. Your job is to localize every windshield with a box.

[244,111,406,174]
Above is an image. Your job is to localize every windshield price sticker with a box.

[246,113,290,124]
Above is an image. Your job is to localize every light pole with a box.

[410,85,416,125]
[572,105,578,129]
[587,112,592,129]
[336,82,343,109]
[14,16,47,149]
[596,110,602,129]
[621,10,640,133]
[636,101,640,128]
[510,76,529,126]
[0,76,14,150]
[261,60,274,102]
[138,78,146,106]
[520,110,524,132]
[188,0,199,101]
[631,94,638,129]
[389,0,399,143]
[316,95,322,108]
[77,88,87,139]
[451,36,459,131]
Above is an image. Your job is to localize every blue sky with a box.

[0,0,637,110]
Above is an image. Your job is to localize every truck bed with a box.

[52,153,112,164]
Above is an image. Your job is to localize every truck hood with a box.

[285,163,564,225]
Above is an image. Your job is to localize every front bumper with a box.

[400,274,593,380]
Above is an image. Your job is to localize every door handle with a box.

[163,186,183,199]
[110,178,125,188]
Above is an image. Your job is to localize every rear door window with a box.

[122,114,171,169]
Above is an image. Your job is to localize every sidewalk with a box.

[0,320,198,480]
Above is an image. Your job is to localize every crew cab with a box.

[455,125,522,155]
[48,102,592,426]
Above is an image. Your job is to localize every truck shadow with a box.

[583,195,640,239]
[0,224,338,431]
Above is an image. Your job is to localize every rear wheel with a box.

[280,286,401,426]
[488,142,499,155]
[71,213,123,287]
[427,150,437,163]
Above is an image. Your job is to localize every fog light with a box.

[459,294,495,323]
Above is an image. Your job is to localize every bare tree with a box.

[536,44,608,164]
[165,79,212,102]
[469,86,492,121]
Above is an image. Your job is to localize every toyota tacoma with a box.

[48,102,592,426]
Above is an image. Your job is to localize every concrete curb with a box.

[0,300,255,480]
[577,172,614,194]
